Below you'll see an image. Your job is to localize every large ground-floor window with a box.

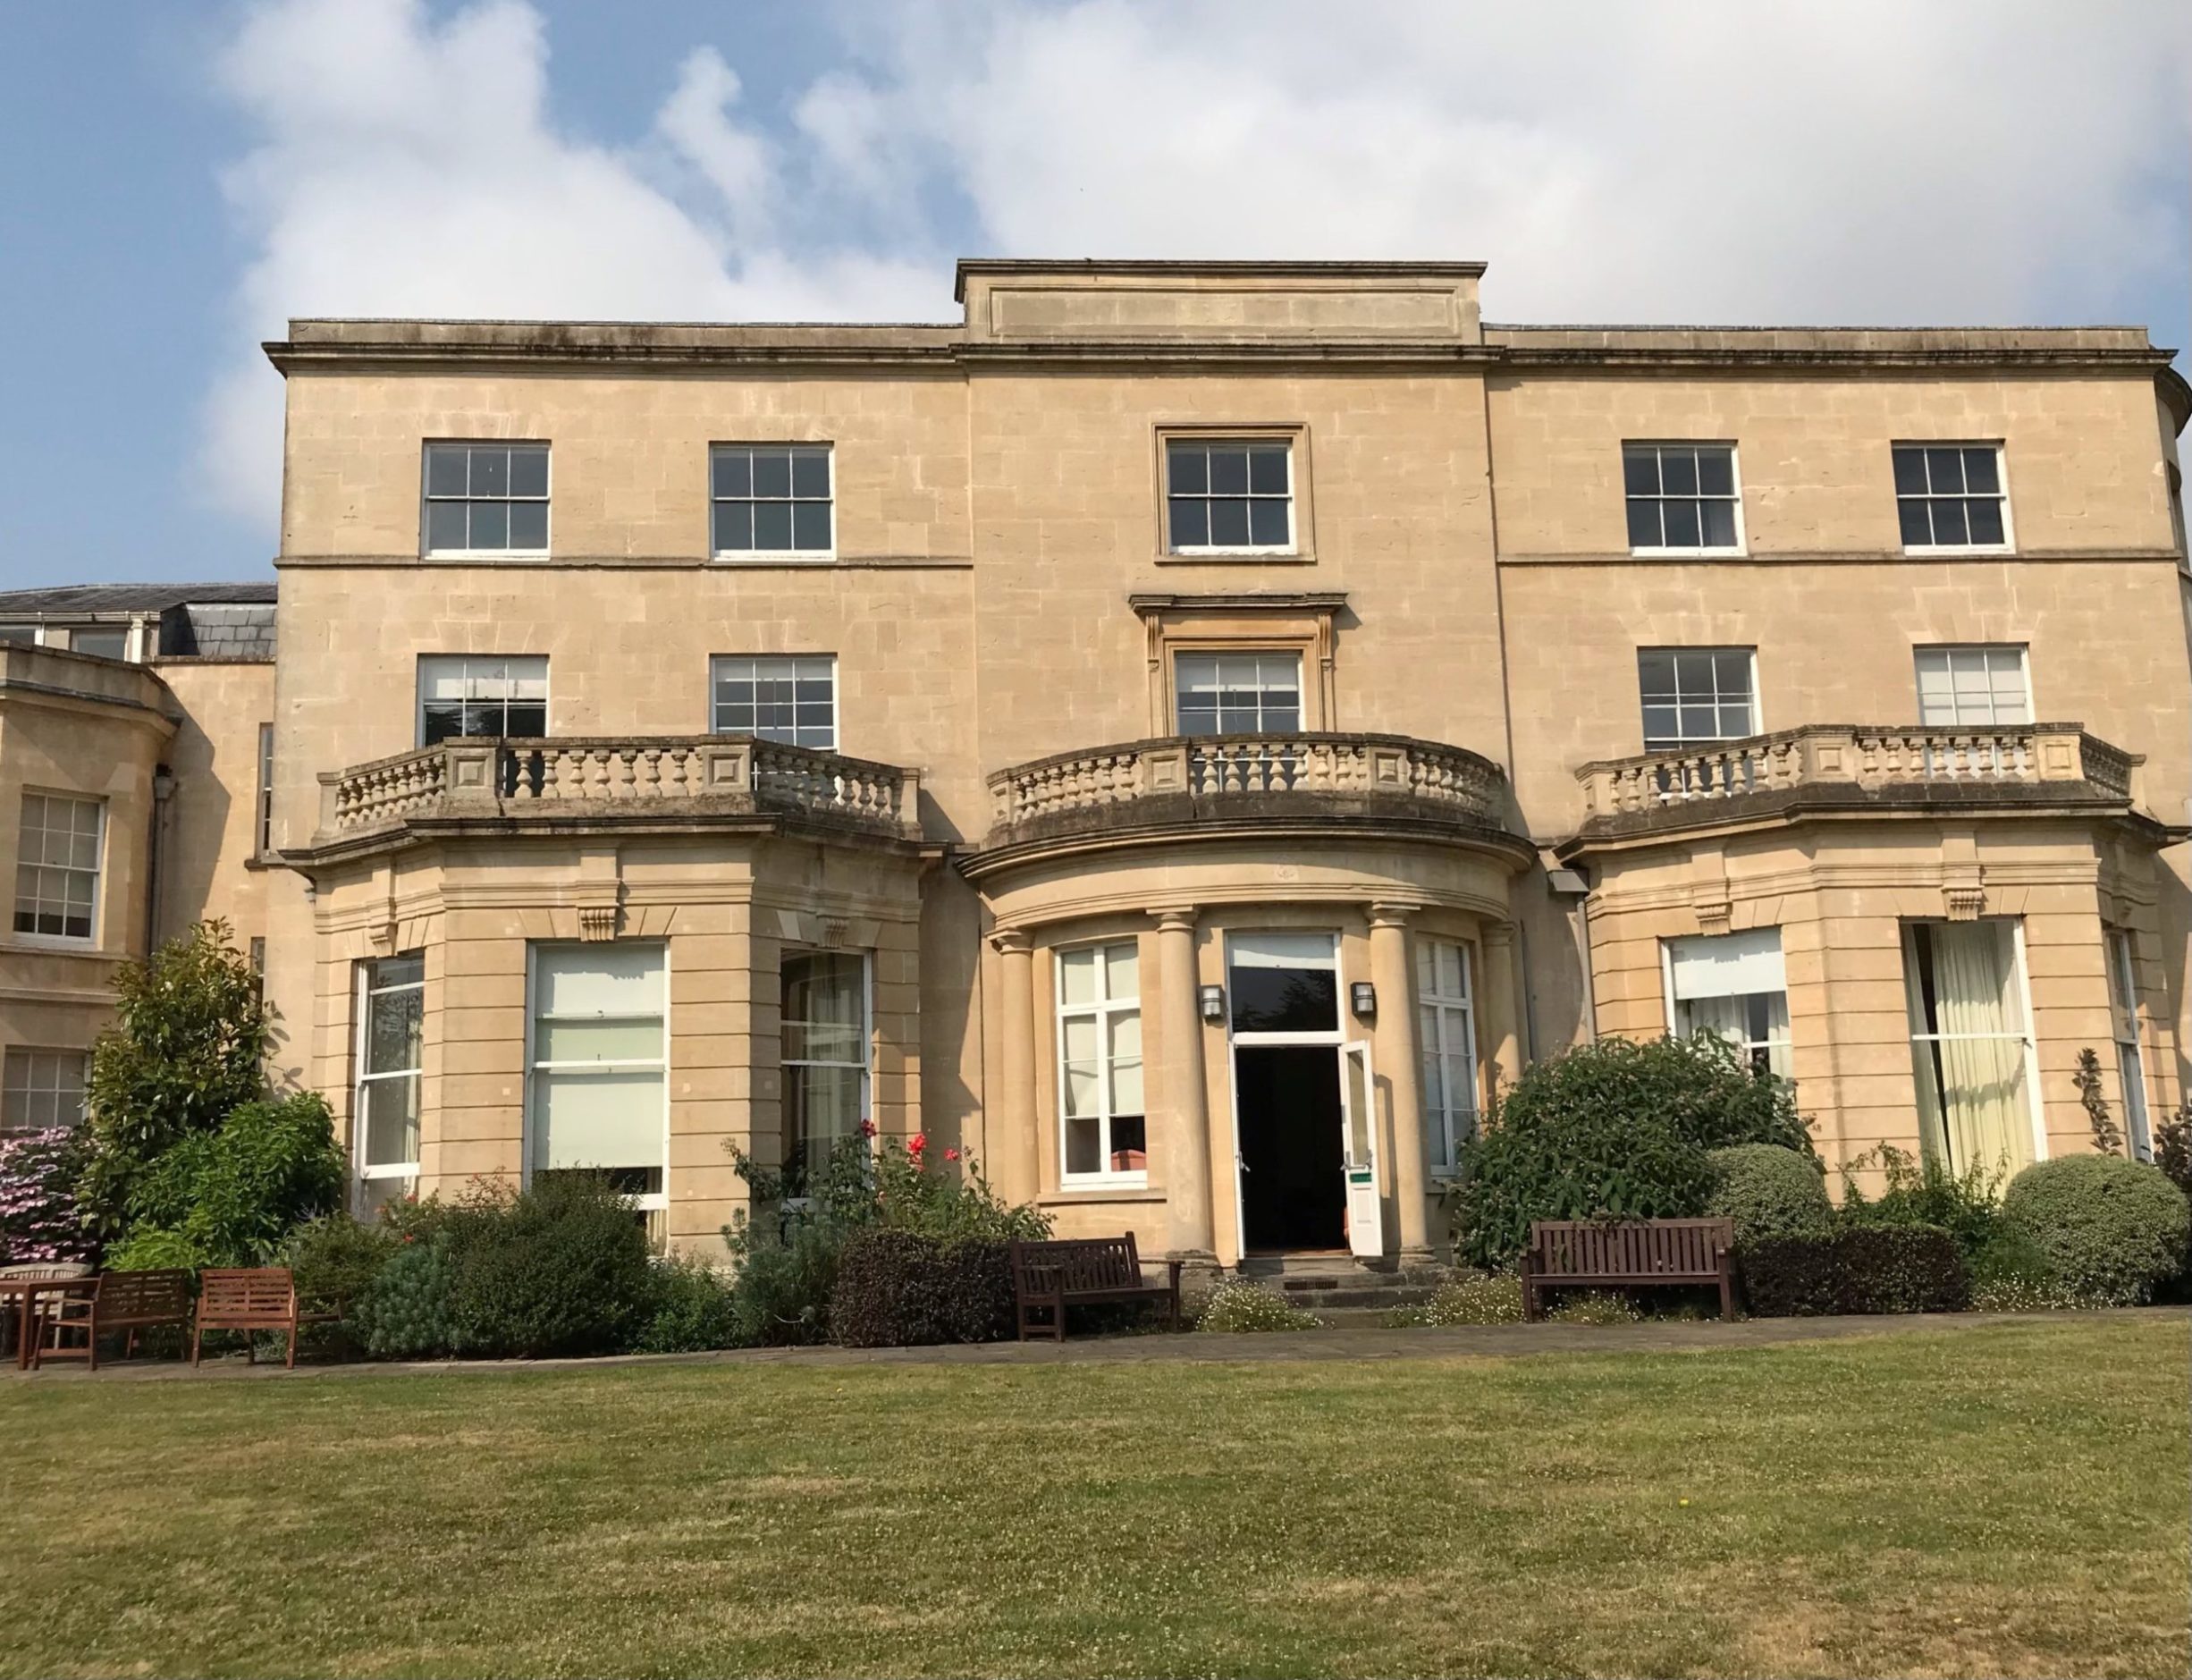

[1416,936,1479,1172]
[2105,926,2153,1162]
[528,942,668,1220]
[781,951,868,1192]
[1902,920,2036,1177]
[354,952,423,1213]
[1058,940,1145,1184]
[1664,928,1792,1080]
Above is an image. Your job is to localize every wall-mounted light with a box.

[1350,980,1378,1018]
[1199,984,1227,1024]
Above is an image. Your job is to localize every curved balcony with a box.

[965,731,1527,877]
[1564,722,2150,855]
[294,736,921,864]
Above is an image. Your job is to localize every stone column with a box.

[989,926,1039,1207]
[1369,903,1431,1262]
[1151,907,1216,1262]
[1481,921,1522,1108]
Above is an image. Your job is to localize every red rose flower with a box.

[909,1132,927,1154]
[944,1146,960,1163]
[858,1118,877,1138]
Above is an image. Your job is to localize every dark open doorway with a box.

[1235,1044,1345,1252]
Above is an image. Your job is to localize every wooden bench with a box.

[192,1268,335,1369]
[1009,1235,1183,1342]
[30,1269,193,1371]
[1520,1218,1736,1321]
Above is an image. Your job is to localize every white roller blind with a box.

[1227,932,1337,969]
[534,1069,662,1170]
[1668,929,1786,1000]
[535,942,663,1016]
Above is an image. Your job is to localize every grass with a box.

[2,1316,2186,1679]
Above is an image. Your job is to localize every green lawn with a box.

[3,1318,2186,1679]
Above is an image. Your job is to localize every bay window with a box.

[527,943,668,1217]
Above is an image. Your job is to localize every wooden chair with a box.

[32,1269,194,1371]
[1,1262,94,1366]
[1009,1235,1183,1342]
[1520,1218,1736,1320]
[192,1268,333,1369]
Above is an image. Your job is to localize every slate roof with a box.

[0,581,277,616]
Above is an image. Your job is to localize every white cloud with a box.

[200,0,2191,531]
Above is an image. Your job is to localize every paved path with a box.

[10,1307,2178,1384]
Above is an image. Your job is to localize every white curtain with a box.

[1909,924,2032,1177]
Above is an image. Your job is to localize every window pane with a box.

[1168,499,1209,548]
[1697,449,1734,496]
[1962,448,2000,494]
[753,502,794,549]
[1065,1112,1101,1175]
[790,450,830,498]
[468,502,509,549]
[1104,941,1139,999]
[426,446,468,497]
[1626,499,1662,549]
[1623,448,1659,496]
[469,449,509,496]
[1892,447,1927,496]
[792,502,831,551]
[507,502,548,550]
[1700,500,1737,547]
[1248,499,1289,545]
[1248,448,1288,494]
[1208,500,1251,545]
[1898,499,1934,546]
[1679,705,1717,739]
[361,1077,420,1168]
[1925,447,1965,494]
[426,502,468,552]
[1168,445,1207,494]
[1660,451,1699,496]
[1637,650,1676,697]
[537,942,665,1016]
[1661,501,1700,547]
[1713,651,1753,696]
[1717,703,1755,737]
[1209,450,1249,494]
[1641,706,1677,748]
[715,502,753,552]
[753,450,792,498]
[1230,966,1338,1034]
[536,1017,664,1062]
[534,1069,663,1171]
[1965,498,2003,545]
[367,984,423,1076]
[712,450,751,498]
[1109,1114,1147,1170]
[1929,500,1969,545]
[504,701,545,737]
[508,448,549,498]
[1058,948,1097,1006]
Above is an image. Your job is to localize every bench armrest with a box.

[1165,1259,1184,1290]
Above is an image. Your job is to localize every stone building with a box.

[5,260,2188,1271]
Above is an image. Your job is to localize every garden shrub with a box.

[1839,1145,2003,1259]
[78,920,271,1243]
[1740,1225,1969,1316]
[1384,1271,1524,1328]
[727,1222,846,1347]
[283,1211,398,1318]
[1193,1279,1320,1332]
[827,1228,1016,1347]
[354,1237,459,1358]
[2153,1100,2192,1199]
[107,1093,347,1271]
[445,1172,658,1358]
[1999,1155,2191,1306]
[1451,1034,1811,1269]
[1545,1290,1641,1325]
[633,1255,744,1354]
[1705,1144,1833,1246]
[0,1127,93,1264]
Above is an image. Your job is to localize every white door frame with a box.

[1222,929,1351,1256]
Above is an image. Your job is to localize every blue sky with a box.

[2,0,2186,590]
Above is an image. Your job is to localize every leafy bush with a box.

[2000,1156,2191,1306]
[1705,1144,1834,1246]
[107,1093,347,1270]
[445,1172,658,1358]
[1546,1290,1641,1325]
[1384,1271,1524,1328]
[1839,1144,2003,1259]
[283,1211,398,1318]
[78,921,271,1243]
[1193,1279,1320,1332]
[828,1228,1016,1347]
[2152,1100,2192,1199]
[1451,1034,1812,1269]
[633,1255,744,1354]
[0,1127,93,1264]
[1740,1225,1969,1316]
[354,1237,459,1358]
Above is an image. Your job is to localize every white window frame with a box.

[523,942,670,1218]
[2105,926,2153,1162]
[1173,650,1304,736]
[353,954,424,1199]
[1913,645,2033,728]
[416,654,550,747]
[709,443,836,562]
[1661,930,1793,1082]
[420,441,552,558]
[255,722,275,857]
[1,1048,87,1135]
[1893,442,2014,555]
[1623,441,1747,556]
[780,949,872,1200]
[1416,937,1480,1175]
[1165,438,1297,556]
[12,791,103,946]
[1055,941,1147,1188]
[1637,647,1759,750]
[709,654,839,749]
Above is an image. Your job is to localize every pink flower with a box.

[857,1119,877,1138]
[944,1147,960,1163]
[909,1132,927,1155]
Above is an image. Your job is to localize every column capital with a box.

[1483,919,1518,949]
[1147,905,1200,933]
[1367,901,1414,930]
[987,925,1033,957]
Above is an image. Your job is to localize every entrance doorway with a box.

[1235,1045,1345,1252]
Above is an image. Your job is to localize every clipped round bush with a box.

[1193,1279,1320,1333]
[2000,1155,2192,1305]
[1452,1034,1813,1269]
[1706,1144,1833,1246]
[355,1238,458,1358]
[445,1173,657,1357]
